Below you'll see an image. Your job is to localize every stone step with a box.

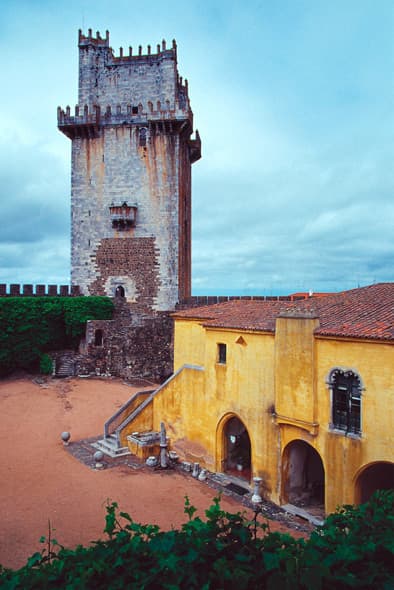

[281,503,325,526]
[55,358,76,377]
[91,439,131,458]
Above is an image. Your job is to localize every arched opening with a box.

[94,329,103,347]
[115,285,125,297]
[355,462,394,504]
[282,440,325,514]
[222,416,251,481]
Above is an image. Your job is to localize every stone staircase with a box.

[91,433,131,458]
[54,354,76,377]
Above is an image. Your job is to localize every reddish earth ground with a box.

[0,377,308,570]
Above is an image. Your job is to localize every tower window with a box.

[139,127,147,147]
[329,369,362,435]
[94,329,103,346]
[115,285,125,298]
[217,343,227,364]
[132,106,138,114]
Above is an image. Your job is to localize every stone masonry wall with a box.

[89,237,160,312]
[78,33,180,112]
[71,125,184,309]
[79,298,173,382]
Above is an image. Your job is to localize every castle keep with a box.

[58,29,200,312]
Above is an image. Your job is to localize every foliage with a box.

[0,490,392,589]
[0,297,113,376]
[39,354,53,375]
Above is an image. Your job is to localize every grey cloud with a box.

[0,140,69,245]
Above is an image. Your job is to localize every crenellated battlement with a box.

[78,29,177,62]
[0,284,81,297]
[78,28,110,46]
[57,98,194,139]
[70,30,192,136]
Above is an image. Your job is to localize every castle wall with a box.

[80,299,173,382]
[70,125,186,310]
[0,284,80,296]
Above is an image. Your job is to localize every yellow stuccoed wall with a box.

[153,318,280,497]
[315,338,394,513]
[275,315,320,428]
[146,315,393,515]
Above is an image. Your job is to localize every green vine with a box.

[0,297,113,376]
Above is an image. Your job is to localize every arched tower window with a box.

[329,369,362,435]
[94,329,103,346]
[115,285,125,297]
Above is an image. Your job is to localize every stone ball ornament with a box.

[146,456,158,467]
[61,431,71,445]
[94,450,104,462]
[93,450,105,469]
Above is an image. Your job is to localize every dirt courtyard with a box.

[0,376,305,570]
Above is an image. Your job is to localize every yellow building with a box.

[110,283,394,517]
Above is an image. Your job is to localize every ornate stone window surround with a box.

[326,367,364,438]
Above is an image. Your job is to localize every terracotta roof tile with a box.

[173,283,394,341]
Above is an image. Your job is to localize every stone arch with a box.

[354,461,394,504]
[216,413,251,482]
[281,440,325,510]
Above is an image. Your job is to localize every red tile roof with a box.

[173,283,394,342]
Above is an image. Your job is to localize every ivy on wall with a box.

[0,297,113,376]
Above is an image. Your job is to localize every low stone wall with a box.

[176,294,295,309]
[0,284,80,297]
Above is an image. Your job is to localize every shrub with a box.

[39,354,53,375]
[0,490,392,589]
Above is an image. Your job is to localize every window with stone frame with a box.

[329,369,362,435]
[217,343,227,365]
[139,127,147,147]
[94,329,103,346]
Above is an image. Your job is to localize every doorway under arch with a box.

[281,440,325,511]
[355,462,394,504]
[115,285,125,297]
[221,416,251,481]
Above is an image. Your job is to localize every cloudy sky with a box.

[1,0,393,295]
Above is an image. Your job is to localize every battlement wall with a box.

[78,29,176,61]
[0,284,81,297]
[57,99,193,131]
[176,295,302,309]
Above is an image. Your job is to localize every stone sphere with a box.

[146,456,158,467]
[94,450,104,462]
[61,431,70,442]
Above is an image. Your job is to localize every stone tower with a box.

[58,29,201,312]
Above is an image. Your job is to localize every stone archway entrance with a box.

[281,440,325,514]
[222,416,251,481]
[355,462,394,504]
